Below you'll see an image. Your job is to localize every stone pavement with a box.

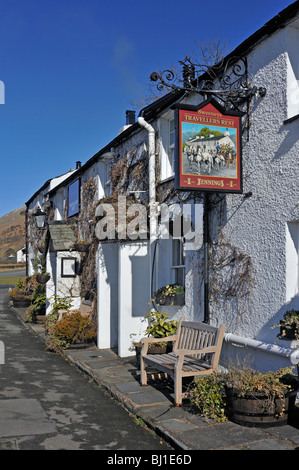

[11,307,299,451]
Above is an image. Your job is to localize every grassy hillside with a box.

[0,206,26,263]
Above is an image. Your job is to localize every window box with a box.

[154,284,185,306]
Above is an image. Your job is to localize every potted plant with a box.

[33,253,50,284]
[154,284,185,306]
[36,273,50,284]
[46,309,96,352]
[188,366,298,427]
[224,366,298,427]
[273,310,299,340]
[134,310,178,366]
[73,240,90,252]
[9,279,32,308]
[25,283,46,323]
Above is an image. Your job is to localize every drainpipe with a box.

[203,193,210,323]
[224,332,299,368]
[137,115,157,240]
[138,114,158,302]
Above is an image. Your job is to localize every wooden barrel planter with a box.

[36,274,50,284]
[225,387,293,427]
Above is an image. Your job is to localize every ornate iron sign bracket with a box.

[150,56,266,114]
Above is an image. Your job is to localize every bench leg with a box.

[174,372,182,406]
[140,356,147,386]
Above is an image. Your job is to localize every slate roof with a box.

[46,221,76,252]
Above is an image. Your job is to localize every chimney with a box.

[126,110,136,126]
[76,161,81,169]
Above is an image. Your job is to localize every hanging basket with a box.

[73,243,90,252]
[36,274,50,284]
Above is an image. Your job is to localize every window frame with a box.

[67,178,81,218]
[159,110,176,181]
[61,257,77,278]
[171,238,185,287]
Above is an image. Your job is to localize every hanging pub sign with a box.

[174,98,243,193]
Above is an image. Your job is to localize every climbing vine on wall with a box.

[208,228,254,322]
[109,147,149,199]
[75,177,99,325]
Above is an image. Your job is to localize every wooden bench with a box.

[140,317,226,406]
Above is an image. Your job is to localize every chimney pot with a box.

[126,110,135,125]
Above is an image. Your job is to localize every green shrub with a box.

[188,374,227,422]
[50,295,73,312]
[145,309,178,339]
[53,311,96,346]
[25,304,37,323]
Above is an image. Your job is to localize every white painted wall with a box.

[209,25,299,370]
[97,243,119,349]
[97,241,152,356]
[118,241,151,357]
[45,250,81,314]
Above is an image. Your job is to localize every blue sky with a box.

[0,0,294,217]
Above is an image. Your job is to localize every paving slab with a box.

[0,398,56,438]
[244,438,296,451]
[115,381,156,394]
[158,418,198,432]
[126,390,173,406]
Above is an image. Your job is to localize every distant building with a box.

[188,130,236,154]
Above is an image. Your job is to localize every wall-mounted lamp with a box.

[33,207,47,229]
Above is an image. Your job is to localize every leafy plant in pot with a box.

[223,366,298,427]
[33,253,50,284]
[187,366,298,426]
[52,310,96,351]
[73,240,91,252]
[25,283,46,323]
[9,279,32,307]
[135,310,178,366]
[272,310,299,340]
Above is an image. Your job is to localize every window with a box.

[286,222,299,303]
[160,112,175,180]
[171,239,185,287]
[286,22,299,119]
[68,179,80,217]
[61,257,77,278]
[169,118,175,172]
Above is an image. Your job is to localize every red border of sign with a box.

[174,98,243,193]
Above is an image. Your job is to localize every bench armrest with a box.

[174,346,217,356]
[140,335,177,357]
[140,335,177,344]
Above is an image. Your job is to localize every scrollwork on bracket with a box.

[150,56,266,113]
